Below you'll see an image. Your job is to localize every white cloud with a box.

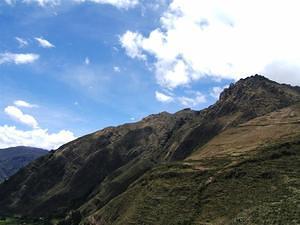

[113,66,121,72]
[0,52,39,65]
[155,59,190,89]
[4,0,15,5]
[75,0,139,9]
[23,0,60,7]
[210,86,228,100]
[121,0,300,88]
[263,61,300,85]
[4,106,39,129]
[210,87,223,100]
[0,125,76,150]
[120,31,146,60]
[155,91,174,103]
[10,0,138,9]
[2,102,76,149]
[178,92,206,107]
[35,37,55,48]
[15,37,28,48]
[85,57,90,65]
[14,100,38,108]
[155,90,207,107]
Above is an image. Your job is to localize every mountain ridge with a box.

[0,75,299,225]
[0,146,48,183]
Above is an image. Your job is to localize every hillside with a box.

[0,75,299,225]
[86,104,300,225]
[0,147,48,182]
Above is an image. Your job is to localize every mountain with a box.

[0,146,48,182]
[0,75,299,225]
[92,103,300,225]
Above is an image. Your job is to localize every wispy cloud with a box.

[85,57,90,65]
[0,52,39,65]
[155,90,207,108]
[7,0,139,9]
[4,106,39,129]
[14,100,38,108]
[210,87,223,100]
[178,92,206,107]
[75,0,139,9]
[15,37,29,48]
[155,91,174,103]
[4,0,15,5]
[210,85,228,100]
[113,66,121,72]
[35,37,55,48]
[23,0,60,7]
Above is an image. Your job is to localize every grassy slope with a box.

[188,104,300,160]
[0,217,50,225]
[84,105,300,225]
[86,139,300,225]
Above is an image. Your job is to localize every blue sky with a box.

[1,0,299,149]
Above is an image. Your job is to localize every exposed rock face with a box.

[0,146,48,182]
[215,75,300,121]
[0,75,299,225]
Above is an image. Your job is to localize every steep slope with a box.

[0,75,299,225]
[0,147,48,182]
[189,103,300,160]
[86,104,300,225]
[94,140,300,225]
[0,110,199,217]
[166,75,300,160]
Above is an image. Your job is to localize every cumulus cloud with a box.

[2,102,76,149]
[35,37,55,48]
[155,91,174,103]
[0,125,76,149]
[120,31,146,60]
[120,0,300,88]
[0,52,39,65]
[4,106,39,129]
[14,100,38,108]
[15,37,28,48]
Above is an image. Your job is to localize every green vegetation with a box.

[0,217,51,225]
[86,141,300,225]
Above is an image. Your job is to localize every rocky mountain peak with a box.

[220,75,277,101]
[213,75,300,121]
